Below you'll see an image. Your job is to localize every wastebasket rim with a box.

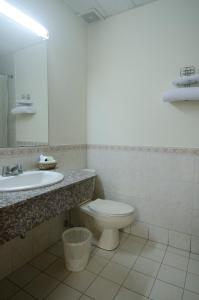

[62,227,92,246]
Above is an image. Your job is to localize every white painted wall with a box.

[14,42,48,144]
[87,0,199,148]
[15,0,88,145]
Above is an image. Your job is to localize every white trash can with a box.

[62,227,92,272]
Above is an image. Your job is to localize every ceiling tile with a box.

[133,0,155,6]
[64,0,101,15]
[97,0,135,16]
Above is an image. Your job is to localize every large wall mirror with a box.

[0,1,48,148]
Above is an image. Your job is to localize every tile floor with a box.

[1,233,199,299]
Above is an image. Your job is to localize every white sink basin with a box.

[0,171,64,192]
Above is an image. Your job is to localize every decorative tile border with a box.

[1,143,199,157]
[0,144,87,157]
[87,144,199,155]
[16,141,48,147]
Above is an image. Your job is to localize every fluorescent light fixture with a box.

[0,0,49,39]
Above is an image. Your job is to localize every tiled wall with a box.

[87,145,199,254]
[0,145,87,171]
[0,145,87,280]
[1,143,199,280]
[0,213,67,280]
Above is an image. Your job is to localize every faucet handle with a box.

[2,166,10,176]
[18,164,23,173]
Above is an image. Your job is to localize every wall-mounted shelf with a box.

[163,66,199,102]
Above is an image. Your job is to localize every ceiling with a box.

[64,0,157,22]
[0,14,43,57]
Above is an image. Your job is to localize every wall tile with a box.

[0,240,12,280]
[191,210,199,237]
[132,221,149,239]
[11,233,33,272]
[32,221,50,257]
[87,147,196,252]
[193,184,199,210]
[149,225,168,244]
[169,231,191,251]
[168,182,193,234]
[49,213,67,245]
[191,236,199,254]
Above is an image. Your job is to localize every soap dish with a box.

[38,161,57,170]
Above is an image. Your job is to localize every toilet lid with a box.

[89,199,134,216]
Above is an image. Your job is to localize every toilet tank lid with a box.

[89,199,134,216]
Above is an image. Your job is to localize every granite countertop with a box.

[0,168,96,209]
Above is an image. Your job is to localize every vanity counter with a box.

[0,169,96,208]
[0,169,96,244]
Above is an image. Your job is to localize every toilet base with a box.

[97,228,119,250]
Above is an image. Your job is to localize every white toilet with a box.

[80,199,135,250]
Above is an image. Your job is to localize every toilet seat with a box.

[88,199,134,217]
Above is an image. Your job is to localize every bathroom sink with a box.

[0,171,64,192]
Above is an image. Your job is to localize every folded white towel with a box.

[163,87,199,102]
[11,106,36,115]
[172,74,199,86]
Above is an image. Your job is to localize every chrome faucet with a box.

[2,164,23,177]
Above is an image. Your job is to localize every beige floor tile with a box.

[146,241,167,250]
[45,258,70,281]
[79,296,93,300]
[86,277,119,300]
[111,249,137,268]
[0,279,19,300]
[157,264,186,288]
[183,290,199,300]
[185,272,199,294]
[47,241,64,258]
[188,259,199,275]
[167,246,190,258]
[190,253,199,261]
[119,232,129,244]
[128,236,147,245]
[123,270,154,297]
[24,273,59,299]
[30,252,57,271]
[120,239,144,255]
[150,279,183,300]
[163,252,189,271]
[46,283,81,300]
[141,245,165,262]
[8,264,40,287]
[115,287,147,300]
[10,290,34,300]
[133,256,160,278]
[86,254,108,274]
[64,270,96,292]
[100,261,129,284]
[94,248,116,260]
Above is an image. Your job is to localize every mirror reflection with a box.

[0,7,48,148]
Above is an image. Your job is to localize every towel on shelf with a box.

[172,74,199,86]
[11,105,36,115]
[163,87,199,102]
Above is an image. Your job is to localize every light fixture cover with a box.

[0,0,49,39]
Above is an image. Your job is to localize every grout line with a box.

[112,236,147,299]
[148,244,169,299]
[182,249,192,299]
[5,236,199,300]
[83,234,134,299]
